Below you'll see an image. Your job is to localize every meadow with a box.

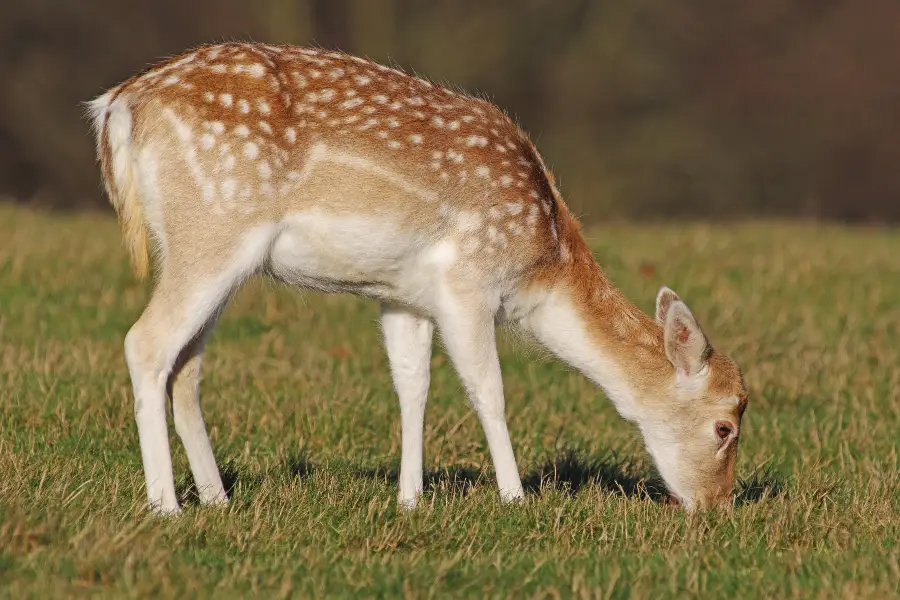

[0,203,897,598]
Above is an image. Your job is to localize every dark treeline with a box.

[2,0,899,222]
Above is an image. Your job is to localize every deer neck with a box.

[520,251,673,424]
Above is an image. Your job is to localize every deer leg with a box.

[123,222,275,515]
[381,303,434,509]
[125,267,240,515]
[435,299,524,502]
[169,324,227,506]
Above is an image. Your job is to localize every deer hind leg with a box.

[169,324,227,506]
[124,223,277,514]
[434,296,525,503]
[381,303,434,509]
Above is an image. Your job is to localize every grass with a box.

[0,203,898,598]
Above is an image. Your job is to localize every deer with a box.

[87,42,748,516]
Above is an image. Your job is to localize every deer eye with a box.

[715,421,733,441]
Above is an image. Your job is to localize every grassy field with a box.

[0,203,898,598]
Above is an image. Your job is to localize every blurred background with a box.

[2,0,899,222]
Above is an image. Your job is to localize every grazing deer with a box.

[88,42,748,515]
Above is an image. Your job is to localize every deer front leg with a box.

[435,298,524,503]
[381,303,434,509]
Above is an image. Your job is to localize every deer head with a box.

[639,287,748,510]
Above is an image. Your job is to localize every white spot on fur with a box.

[341,97,364,110]
[487,226,507,247]
[505,202,522,215]
[243,142,259,159]
[455,211,482,232]
[446,150,464,164]
[285,127,297,144]
[476,166,490,178]
[220,93,233,107]
[235,124,250,137]
[221,179,237,202]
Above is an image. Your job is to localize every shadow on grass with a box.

[355,463,489,498]
[177,458,263,507]
[357,448,671,503]
[735,464,787,505]
[522,448,670,502]
[178,449,786,508]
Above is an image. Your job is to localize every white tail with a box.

[89,42,747,514]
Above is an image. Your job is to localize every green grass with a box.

[1,204,898,598]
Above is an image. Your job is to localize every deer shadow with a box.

[176,457,262,507]
[353,448,672,503]
[734,464,787,505]
[522,449,671,501]
[177,449,785,508]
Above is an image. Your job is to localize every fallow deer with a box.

[87,42,748,515]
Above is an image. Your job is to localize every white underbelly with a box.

[267,210,455,309]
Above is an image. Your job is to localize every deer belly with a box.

[267,211,451,305]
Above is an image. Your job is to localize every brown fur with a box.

[93,42,567,280]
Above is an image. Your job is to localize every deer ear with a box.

[663,300,710,376]
[655,286,681,325]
